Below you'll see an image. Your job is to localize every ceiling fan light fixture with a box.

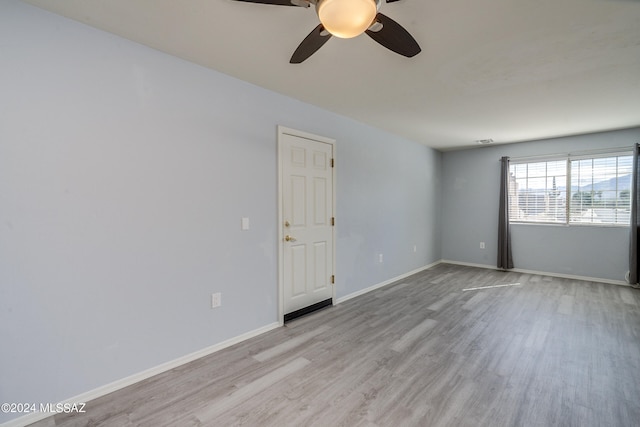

[316,0,377,39]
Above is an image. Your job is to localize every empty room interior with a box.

[2,0,640,426]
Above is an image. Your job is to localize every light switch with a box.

[241,217,250,230]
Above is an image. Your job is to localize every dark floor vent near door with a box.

[284,298,332,323]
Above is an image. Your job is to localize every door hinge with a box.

[331,217,335,226]
[331,158,334,168]
[331,275,335,284]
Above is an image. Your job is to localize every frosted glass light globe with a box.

[316,0,377,39]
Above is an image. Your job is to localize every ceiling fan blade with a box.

[290,24,332,64]
[365,13,421,58]
[232,0,308,6]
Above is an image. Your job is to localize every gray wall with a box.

[441,128,640,282]
[0,1,441,422]
[337,134,441,296]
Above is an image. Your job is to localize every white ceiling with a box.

[23,0,640,150]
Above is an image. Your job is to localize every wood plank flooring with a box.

[28,264,640,426]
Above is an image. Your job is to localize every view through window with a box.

[509,153,632,226]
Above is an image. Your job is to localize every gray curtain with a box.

[629,143,639,285]
[498,156,514,270]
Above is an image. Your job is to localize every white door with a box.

[278,127,335,320]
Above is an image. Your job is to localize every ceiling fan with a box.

[232,0,421,63]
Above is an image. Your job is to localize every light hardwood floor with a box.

[29,264,640,426]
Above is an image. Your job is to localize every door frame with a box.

[277,125,336,325]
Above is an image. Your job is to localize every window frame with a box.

[508,150,632,227]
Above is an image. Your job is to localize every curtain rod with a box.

[501,145,634,162]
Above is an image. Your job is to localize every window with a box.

[510,160,567,223]
[509,152,632,226]
[569,155,632,225]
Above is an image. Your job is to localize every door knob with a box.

[284,235,297,242]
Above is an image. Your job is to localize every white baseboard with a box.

[1,322,281,427]
[335,260,442,305]
[441,259,629,287]
[440,260,495,270]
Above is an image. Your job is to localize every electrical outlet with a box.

[379,254,383,263]
[480,242,485,249]
[211,293,221,308]
[413,245,417,253]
